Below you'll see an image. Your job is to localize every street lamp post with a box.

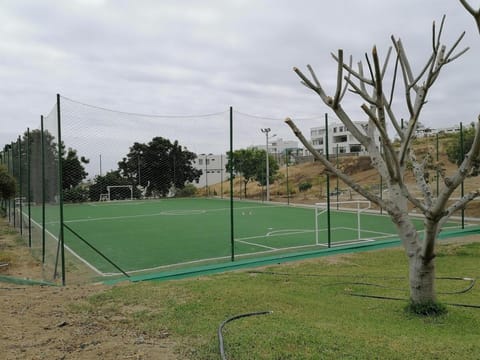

[285,148,296,205]
[205,154,209,196]
[201,153,213,197]
[261,128,273,202]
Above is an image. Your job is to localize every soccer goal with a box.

[314,200,371,245]
[105,185,133,201]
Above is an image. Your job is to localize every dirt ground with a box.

[0,218,179,360]
[1,152,479,359]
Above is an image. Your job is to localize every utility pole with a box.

[261,128,272,202]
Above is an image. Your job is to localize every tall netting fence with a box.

[2,95,479,284]
[230,111,326,261]
[58,96,230,282]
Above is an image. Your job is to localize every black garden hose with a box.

[218,311,273,360]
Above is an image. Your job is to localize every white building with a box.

[191,154,229,189]
[415,125,460,138]
[310,121,379,155]
[253,138,299,155]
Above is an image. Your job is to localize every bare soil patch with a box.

[0,218,179,360]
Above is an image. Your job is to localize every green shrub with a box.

[63,186,89,203]
[176,184,198,197]
[298,181,312,192]
[404,300,447,316]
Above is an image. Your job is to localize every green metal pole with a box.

[336,144,339,209]
[27,128,32,247]
[41,116,46,263]
[57,94,66,285]
[436,133,439,197]
[380,144,383,215]
[8,143,12,227]
[460,122,465,229]
[380,176,383,215]
[229,106,235,262]
[325,113,331,248]
[286,149,290,205]
[18,137,22,234]
[7,145,15,226]
[220,154,223,199]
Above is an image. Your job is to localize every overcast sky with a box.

[1,0,479,173]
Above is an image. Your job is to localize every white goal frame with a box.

[106,185,133,201]
[314,200,371,245]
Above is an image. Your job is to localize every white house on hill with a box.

[191,154,228,189]
[310,121,380,155]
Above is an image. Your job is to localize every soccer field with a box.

[29,197,460,278]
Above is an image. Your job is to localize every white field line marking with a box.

[266,229,312,237]
[334,226,397,237]
[103,244,325,277]
[87,201,146,207]
[103,254,237,276]
[53,204,283,224]
[235,239,277,250]
[317,239,375,247]
[100,231,397,277]
[29,217,106,276]
[236,229,314,242]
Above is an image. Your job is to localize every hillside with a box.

[208,135,480,218]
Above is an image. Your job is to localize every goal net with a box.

[314,200,371,245]
[105,185,133,201]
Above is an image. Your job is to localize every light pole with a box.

[200,153,213,196]
[285,147,297,205]
[261,128,274,202]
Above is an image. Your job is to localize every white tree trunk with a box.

[408,251,436,303]
[389,184,437,303]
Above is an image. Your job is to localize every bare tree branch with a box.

[345,76,375,104]
[388,56,399,107]
[330,53,374,86]
[409,150,434,208]
[294,65,371,147]
[459,0,480,33]
[381,46,393,79]
[339,55,353,102]
[307,64,321,88]
[332,49,344,109]
[438,190,480,230]
[391,37,415,115]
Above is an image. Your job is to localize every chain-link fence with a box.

[2,95,478,284]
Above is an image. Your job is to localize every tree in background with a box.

[446,123,480,175]
[286,9,480,313]
[0,164,16,203]
[226,148,279,198]
[62,147,89,190]
[118,137,201,197]
[89,170,131,201]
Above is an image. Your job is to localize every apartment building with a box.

[191,154,228,188]
[310,121,378,155]
[254,138,299,155]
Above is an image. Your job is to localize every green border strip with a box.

[0,275,58,286]
[104,225,480,285]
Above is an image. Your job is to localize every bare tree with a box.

[285,12,480,309]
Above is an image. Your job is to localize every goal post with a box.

[314,200,371,245]
[106,185,133,201]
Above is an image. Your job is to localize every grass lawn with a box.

[71,239,480,359]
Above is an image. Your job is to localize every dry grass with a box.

[207,145,480,217]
